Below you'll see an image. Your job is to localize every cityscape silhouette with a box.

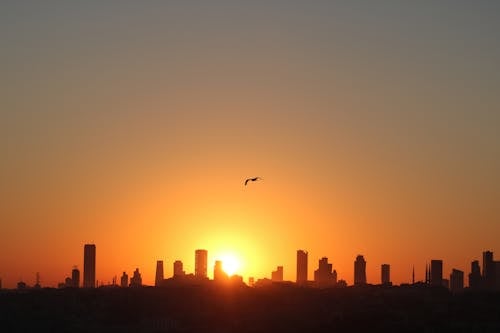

[1,244,499,332]
[2,1,500,332]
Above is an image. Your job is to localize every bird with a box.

[244,177,261,186]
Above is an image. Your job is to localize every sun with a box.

[220,253,240,276]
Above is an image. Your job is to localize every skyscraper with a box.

[430,260,443,287]
[354,255,367,286]
[314,257,337,286]
[271,266,283,282]
[130,268,142,287]
[195,249,208,278]
[483,251,494,288]
[381,264,391,285]
[173,260,185,277]
[155,260,164,287]
[296,250,308,284]
[450,269,464,292]
[214,260,228,281]
[83,244,96,288]
[469,260,482,289]
[71,267,80,288]
[120,272,129,287]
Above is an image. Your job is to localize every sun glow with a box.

[220,253,241,276]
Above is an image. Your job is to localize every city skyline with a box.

[2,243,499,291]
[1,2,499,290]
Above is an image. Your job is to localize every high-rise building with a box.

[195,249,208,278]
[173,260,185,277]
[469,260,482,289]
[296,250,308,284]
[354,255,367,286]
[450,269,464,292]
[214,260,228,281]
[130,268,142,287]
[72,267,80,288]
[381,264,391,285]
[314,257,337,286]
[155,260,164,287]
[495,262,500,290]
[483,251,495,288]
[430,260,443,287]
[83,244,96,288]
[120,272,129,287]
[271,266,283,282]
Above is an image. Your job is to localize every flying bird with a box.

[244,177,261,186]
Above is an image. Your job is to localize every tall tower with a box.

[195,249,208,278]
[483,251,494,288]
[296,250,308,284]
[381,264,390,285]
[314,257,336,286]
[173,260,185,277]
[120,272,129,287]
[155,260,164,287]
[72,267,80,288]
[354,255,367,286]
[430,260,443,287]
[469,260,482,289]
[83,244,96,288]
[450,269,464,292]
[214,260,228,281]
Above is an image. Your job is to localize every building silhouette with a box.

[296,250,308,284]
[130,268,142,287]
[430,260,443,287]
[155,260,164,287]
[120,272,129,287]
[173,260,185,277]
[450,269,464,292]
[195,249,208,278]
[314,257,337,286]
[381,264,391,285]
[214,260,228,281]
[354,255,367,286]
[271,266,283,282]
[483,251,495,289]
[71,267,80,288]
[83,244,96,288]
[496,262,500,290]
[469,260,481,289]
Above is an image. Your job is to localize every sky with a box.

[1,1,499,288]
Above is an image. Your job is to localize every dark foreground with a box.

[1,285,499,333]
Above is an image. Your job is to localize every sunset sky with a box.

[1,1,499,288]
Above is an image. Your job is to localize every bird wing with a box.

[244,179,250,186]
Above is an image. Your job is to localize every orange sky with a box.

[1,2,499,288]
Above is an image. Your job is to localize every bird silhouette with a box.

[244,177,261,186]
